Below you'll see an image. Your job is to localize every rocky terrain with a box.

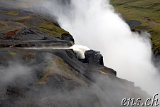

[0,1,152,107]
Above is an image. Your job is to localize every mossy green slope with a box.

[0,7,69,38]
[110,0,160,53]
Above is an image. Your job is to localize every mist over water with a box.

[34,0,160,94]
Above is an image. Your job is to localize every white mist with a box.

[38,0,160,94]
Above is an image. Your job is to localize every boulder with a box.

[84,50,104,66]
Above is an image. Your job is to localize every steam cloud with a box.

[28,0,160,94]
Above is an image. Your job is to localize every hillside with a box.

[110,0,160,54]
[0,1,152,107]
[0,2,69,39]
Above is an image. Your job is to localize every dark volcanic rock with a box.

[84,50,104,66]
[0,27,62,45]
[14,28,55,41]
[61,33,75,44]
[126,20,142,31]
